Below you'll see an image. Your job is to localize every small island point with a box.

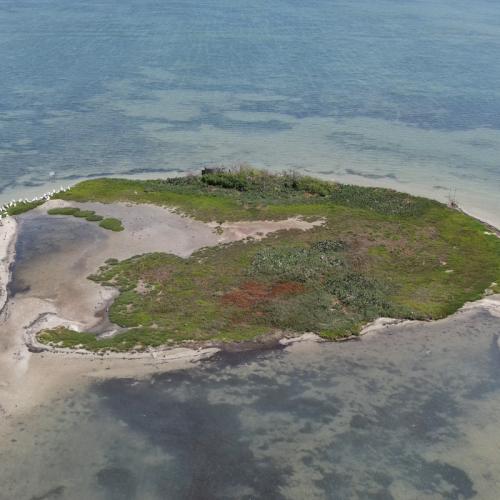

[2,167,500,354]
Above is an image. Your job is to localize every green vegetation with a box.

[38,168,500,352]
[5,200,45,216]
[86,214,105,222]
[47,207,81,216]
[55,167,439,221]
[99,218,124,232]
[47,207,120,230]
[73,209,98,219]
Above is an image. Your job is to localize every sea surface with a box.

[0,0,499,225]
[2,1,500,499]
[2,309,500,499]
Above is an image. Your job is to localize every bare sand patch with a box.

[0,217,17,313]
[45,200,323,256]
[210,217,325,242]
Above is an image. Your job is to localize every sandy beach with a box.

[0,217,17,314]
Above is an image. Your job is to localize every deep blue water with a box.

[1,0,499,223]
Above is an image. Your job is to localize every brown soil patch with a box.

[141,268,171,283]
[270,282,305,296]
[221,281,305,309]
[135,279,149,295]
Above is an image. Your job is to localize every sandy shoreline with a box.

[2,167,500,231]
[3,292,499,424]
[0,217,17,314]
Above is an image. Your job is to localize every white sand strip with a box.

[0,217,17,314]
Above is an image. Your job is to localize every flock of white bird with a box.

[0,186,71,218]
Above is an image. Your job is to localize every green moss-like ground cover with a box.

[54,168,439,220]
[5,200,45,216]
[47,207,123,231]
[98,217,124,232]
[38,168,500,352]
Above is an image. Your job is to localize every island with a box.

[2,168,499,355]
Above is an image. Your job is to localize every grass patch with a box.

[48,207,121,230]
[73,210,97,219]
[99,218,124,232]
[37,168,500,352]
[86,214,104,222]
[55,166,439,222]
[5,200,45,216]
[47,207,81,216]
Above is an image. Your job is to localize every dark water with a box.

[2,309,500,499]
[8,214,105,297]
[0,0,499,223]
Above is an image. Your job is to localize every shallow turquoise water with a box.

[0,0,499,223]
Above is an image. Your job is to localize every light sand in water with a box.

[0,217,17,313]
[0,201,323,419]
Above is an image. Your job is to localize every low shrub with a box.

[85,214,104,222]
[48,206,122,230]
[47,207,81,216]
[99,218,124,232]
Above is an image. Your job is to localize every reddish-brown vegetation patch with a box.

[270,282,305,296]
[221,280,305,309]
